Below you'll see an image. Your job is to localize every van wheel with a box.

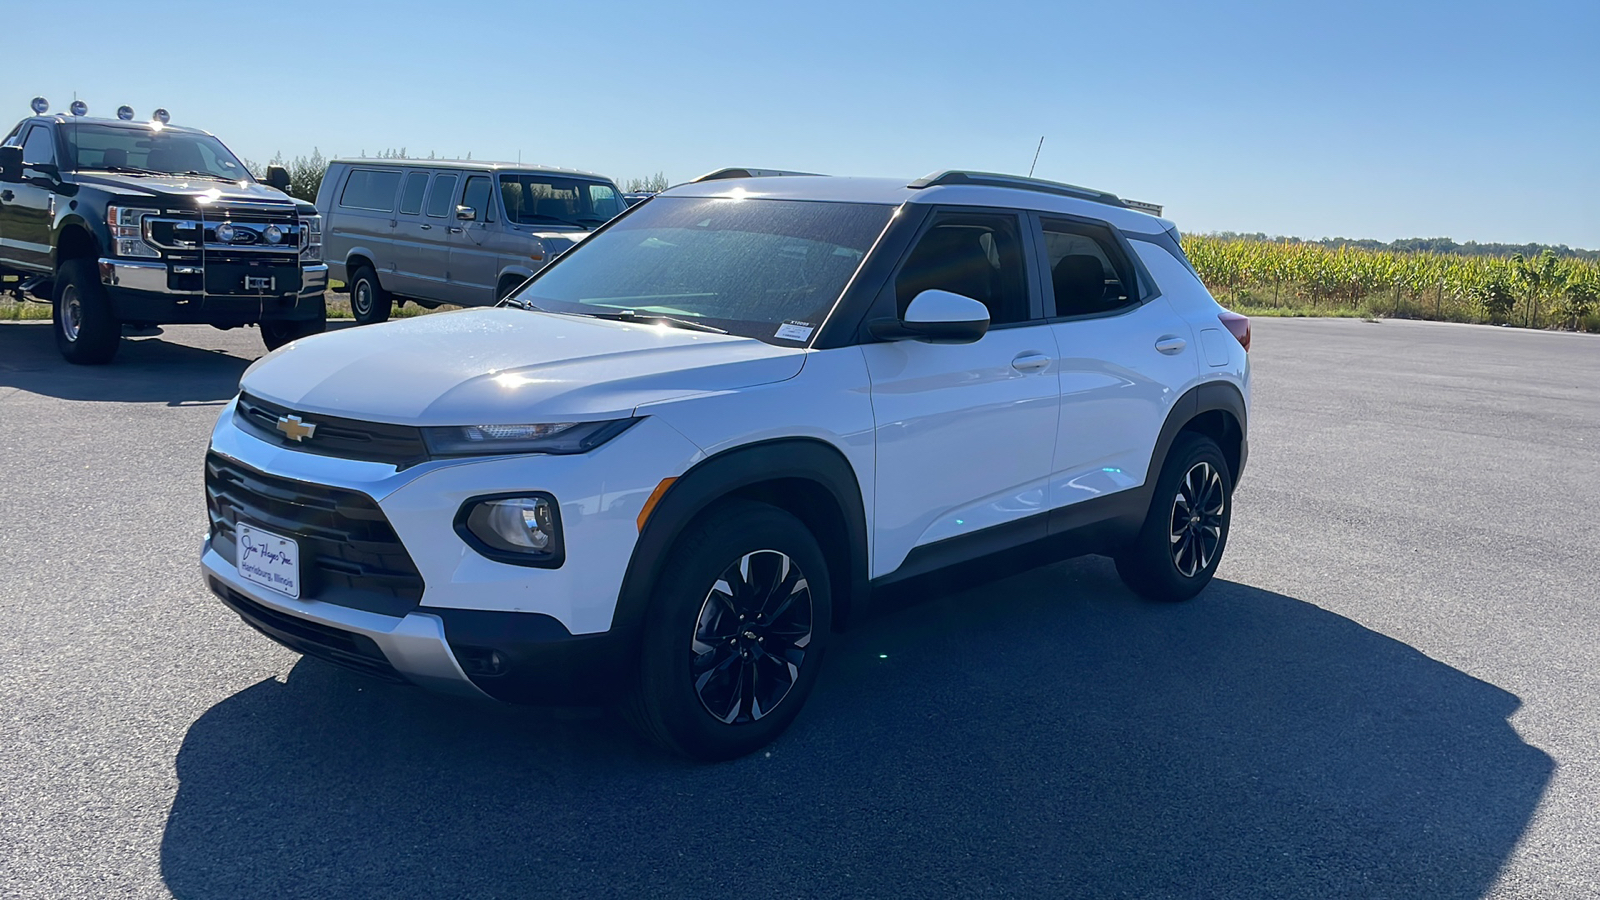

[53,259,121,365]
[496,276,526,303]
[1115,432,1233,602]
[625,499,832,761]
[348,265,391,325]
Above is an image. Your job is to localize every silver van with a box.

[317,159,626,324]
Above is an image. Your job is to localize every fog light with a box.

[457,494,563,567]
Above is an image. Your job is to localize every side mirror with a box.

[869,289,991,344]
[0,146,21,183]
[455,205,477,222]
[264,165,291,192]
[26,161,60,185]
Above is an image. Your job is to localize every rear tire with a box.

[348,265,391,325]
[53,259,121,365]
[1115,432,1233,602]
[624,499,832,761]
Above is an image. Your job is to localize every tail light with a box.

[1218,311,1250,352]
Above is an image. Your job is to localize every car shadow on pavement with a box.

[160,556,1552,899]
[0,322,250,405]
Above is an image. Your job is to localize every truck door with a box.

[0,124,58,272]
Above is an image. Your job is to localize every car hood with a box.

[74,172,313,213]
[241,308,806,424]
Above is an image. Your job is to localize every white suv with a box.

[200,170,1251,760]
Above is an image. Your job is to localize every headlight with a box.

[299,213,323,263]
[456,494,563,567]
[107,205,160,259]
[420,418,638,457]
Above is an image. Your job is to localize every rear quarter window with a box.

[339,169,402,212]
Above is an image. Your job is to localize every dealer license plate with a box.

[236,523,301,599]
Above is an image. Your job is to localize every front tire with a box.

[348,265,392,325]
[53,259,121,365]
[260,316,327,351]
[1115,432,1234,602]
[625,500,832,761]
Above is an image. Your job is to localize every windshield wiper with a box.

[517,214,586,229]
[579,310,728,334]
[87,165,168,177]
[174,170,239,183]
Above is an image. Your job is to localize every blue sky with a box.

[6,0,1597,247]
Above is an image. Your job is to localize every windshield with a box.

[500,174,627,228]
[511,196,894,344]
[63,123,251,181]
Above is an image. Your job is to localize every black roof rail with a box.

[908,170,1130,209]
[691,167,825,183]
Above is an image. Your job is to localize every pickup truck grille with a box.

[205,452,425,618]
[234,393,432,469]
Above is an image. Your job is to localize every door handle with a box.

[1011,352,1052,373]
[1154,336,1187,355]
[419,223,432,230]
[448,226,463,234]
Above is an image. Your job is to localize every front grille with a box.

[210,579,407,683]
[234,393,431,468]
[205,452,425,617]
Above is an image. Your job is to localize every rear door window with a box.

[397,172,429,216]
[1038,218,1140,317]
[339,169,401,212]
[425,173,459,218]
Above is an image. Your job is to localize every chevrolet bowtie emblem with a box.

[276,414,317,442]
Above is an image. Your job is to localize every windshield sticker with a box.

[775,321,814,341]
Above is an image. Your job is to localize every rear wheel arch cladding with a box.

[617,439,870,639]
[1149,381,1247,491]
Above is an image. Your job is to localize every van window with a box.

[461,176,494,222]
[499,174,626,228]
[339,169,402,212]
[425,173,459,218]
[398,172,428,216]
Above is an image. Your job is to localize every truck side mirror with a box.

[455,205,477,222]
[264,165,291,192]
[0,146,21,184]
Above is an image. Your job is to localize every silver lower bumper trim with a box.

[99,258,330,298]
[98,258,188,293]
[201,543,488,699]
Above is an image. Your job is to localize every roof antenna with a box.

[1028,136,1045,178]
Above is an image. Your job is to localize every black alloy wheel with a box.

[625,499,832,761]
[691,549,815,724]
[1169,461,1226,577]
[1114,431,1233,602]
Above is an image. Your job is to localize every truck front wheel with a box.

[53,259,121,365]
[261,316,327,351]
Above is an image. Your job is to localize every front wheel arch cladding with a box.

[614,438,870,642]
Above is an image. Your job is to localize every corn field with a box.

[1182,235,1600,332]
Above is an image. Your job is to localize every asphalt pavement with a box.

[0,316,1596,899]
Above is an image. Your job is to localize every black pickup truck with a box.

[0,101,326,364]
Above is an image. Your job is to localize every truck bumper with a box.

[99,259,327,324]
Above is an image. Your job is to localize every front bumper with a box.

[99,258,327,324]
[200,398,701,703]
[202,550,638,702]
